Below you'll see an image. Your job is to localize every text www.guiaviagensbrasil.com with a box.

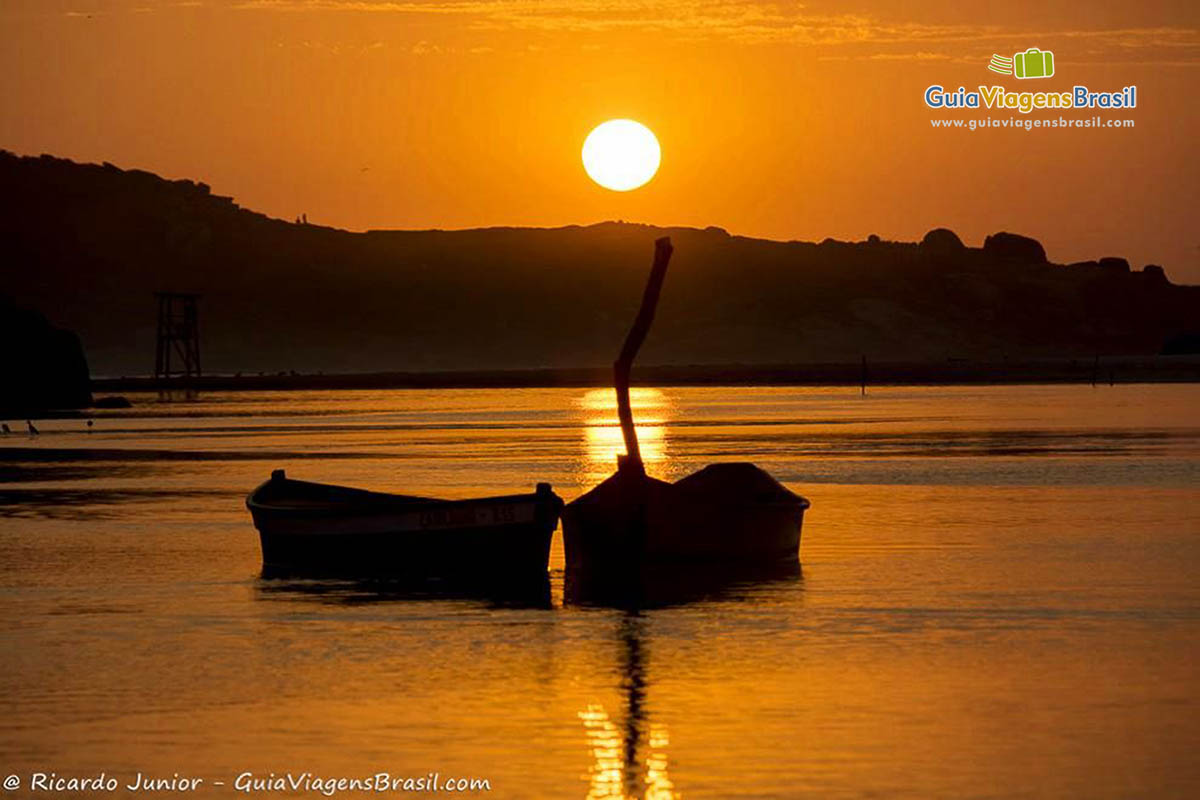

[931,116,1134,131]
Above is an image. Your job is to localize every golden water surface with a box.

[1,385,1198,798]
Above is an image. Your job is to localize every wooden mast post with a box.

[614,236,673,474]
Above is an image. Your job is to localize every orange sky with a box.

[2,0,1198,280]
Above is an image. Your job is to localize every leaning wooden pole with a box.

[614,236,673,474]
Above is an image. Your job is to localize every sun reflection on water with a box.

[579,704,625,799]
[579,704,674,800]
[578,388,672,485]
[643,723,675,800]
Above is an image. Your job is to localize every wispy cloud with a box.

[272,37,387,53]
[44,0,1200,65]
[868,51,951,61]
[230,1,1200,58]
[232,1,993,45]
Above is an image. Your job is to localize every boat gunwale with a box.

[245,477,562,519]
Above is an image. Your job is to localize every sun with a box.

[582,119,661,192]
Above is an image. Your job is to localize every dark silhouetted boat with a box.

[562,237,810,577]
[564,462,808,574]
[247,470,563,579]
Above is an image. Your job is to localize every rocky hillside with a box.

[0,150,1195,376]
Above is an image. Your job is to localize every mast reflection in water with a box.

[580,614,675,800]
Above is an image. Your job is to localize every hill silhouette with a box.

[1,150,1196,377]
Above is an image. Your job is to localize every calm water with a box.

[2,385,1198,799]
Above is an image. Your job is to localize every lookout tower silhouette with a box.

[154,292,201,383]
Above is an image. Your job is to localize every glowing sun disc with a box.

[582,119,661,192]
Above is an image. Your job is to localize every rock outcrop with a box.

[1143,265,1169,286]
[983,232,1048,263]
[0,298,92,413]
[920,228,966,256]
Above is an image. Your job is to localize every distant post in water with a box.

[614,237,673,474]
[154,292,202,384]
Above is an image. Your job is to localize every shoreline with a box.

[90,356,1200,394]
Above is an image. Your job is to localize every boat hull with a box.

[247,472,563,579]
[563,498,806,572]
[562,463,809,575]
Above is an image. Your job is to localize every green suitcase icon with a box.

[1014,47,1054,79]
